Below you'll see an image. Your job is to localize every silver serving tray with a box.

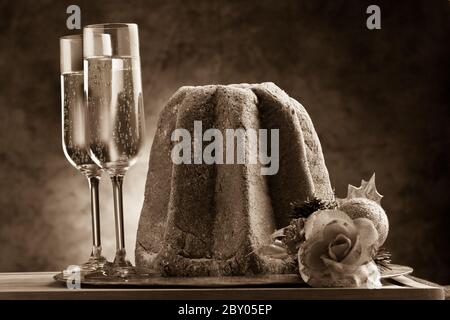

[53,264,412,287]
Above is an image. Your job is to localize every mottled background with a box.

[0,0,448,283]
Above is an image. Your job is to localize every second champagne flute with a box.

[83,23,147,278]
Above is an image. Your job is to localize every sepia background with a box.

[0,0,448,283]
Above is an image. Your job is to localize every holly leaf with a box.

[337,173,383,205]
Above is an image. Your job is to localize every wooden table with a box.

[0,272,446,300]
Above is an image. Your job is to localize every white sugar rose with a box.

[298,209,382,288]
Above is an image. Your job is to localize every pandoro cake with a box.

[135,82,333,276]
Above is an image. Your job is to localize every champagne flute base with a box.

[61,255,112,280]
[82,254,112,271]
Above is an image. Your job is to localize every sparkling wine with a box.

[61,71,101,176]
[85,56,145,175]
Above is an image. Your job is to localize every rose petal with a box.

[340,235,363,265]
[322,256,358,274]
[298,249,335,287]
[329,243,349,261]
[353,218,379,260]
[300,234,328,271]
[321,258,382,288]
[304,210,353,240]
[328,234,352,261]
[322,219,358,244]
[363,261,382,289]
[353,218,378,246]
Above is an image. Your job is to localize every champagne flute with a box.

[83,24,147,278]
[60,35,109,274]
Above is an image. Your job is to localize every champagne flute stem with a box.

[88,176,102,256]
[111,175,128,265]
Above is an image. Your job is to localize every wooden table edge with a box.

[0,272,445,300]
